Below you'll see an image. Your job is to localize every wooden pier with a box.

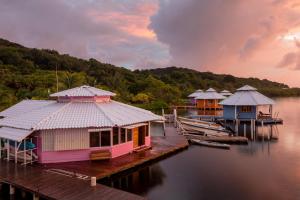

[0,160,144,200]
[0,125,188,199]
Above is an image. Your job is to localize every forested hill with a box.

[0,38,299,111]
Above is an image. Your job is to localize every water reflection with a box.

[100,165,166,195]
[103,98,300,200]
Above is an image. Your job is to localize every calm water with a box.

[101,97,300,200]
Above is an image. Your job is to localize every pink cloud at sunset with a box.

[1,0,300,86]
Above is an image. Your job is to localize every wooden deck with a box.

[43,125,188,180]
[0,160,144,200]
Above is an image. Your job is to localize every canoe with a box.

[190,139,230,149]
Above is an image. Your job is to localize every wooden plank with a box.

[0,160,144,200]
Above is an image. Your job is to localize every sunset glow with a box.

[1,0,300,86]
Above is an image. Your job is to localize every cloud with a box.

[150,0,300,70]
[277,40,300,69]
[0,0,169,68]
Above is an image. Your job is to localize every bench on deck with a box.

[90,150,111,161]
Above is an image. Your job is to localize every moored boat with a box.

[178,117,230,137]
[190,139,230,149]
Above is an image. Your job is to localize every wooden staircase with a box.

[90,150,111,161]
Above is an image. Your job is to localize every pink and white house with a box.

[0,85,163,164]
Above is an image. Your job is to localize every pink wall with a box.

[111,142,133,158]
[145,136,151,146]
[39,142,135,163]
[57,96,111,103]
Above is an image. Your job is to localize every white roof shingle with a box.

[219,85,274,106]
[188,89,203,98]
[0,127,33,142]
[0,101,162,131]
[50,85,116,97]
[195,88,226,100]
[220,90,233,96]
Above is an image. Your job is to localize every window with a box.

[145,125,149,137]
[207,100,214,104]
[113,127,119,145]
[241,106,252,112]
[90,132,100,147]
[100,131,111,146]
[121,128,126,143]
[127,129,132,141]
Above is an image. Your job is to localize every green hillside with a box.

[0,38,299,111]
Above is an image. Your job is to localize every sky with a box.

[1,0,300,87]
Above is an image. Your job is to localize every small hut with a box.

[195,88,226,110]
[187,89,203,105]
[220,90,233,97]
[0,85,163,164]
[219,85,275,120]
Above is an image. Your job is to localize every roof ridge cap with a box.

[33,102,71,130]
[85,86,97,96]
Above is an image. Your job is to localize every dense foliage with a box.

[0,38,299,111]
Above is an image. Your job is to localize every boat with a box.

[178,117,229,132]
[190,139,230,149]
[178,117,230,137]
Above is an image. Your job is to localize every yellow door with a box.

[133,128,139,148]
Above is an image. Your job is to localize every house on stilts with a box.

[0,85,163,164]
[195,88,226,110]
[219,85,276,121]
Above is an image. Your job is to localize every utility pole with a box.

[56,64,59,92]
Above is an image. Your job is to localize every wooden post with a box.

[110,129,113,146]
[7,139,9,161]
[270,105,273,118]
[162,108,165,117]
[173,109,177,128]
[91,177,97,187]
[15,141,17,164]
[9,185,15,195]
[235,119,239,135]
[234,105,237,120]
[33,193,40,200]
[30,138,33,164]
[24,138,27,164]
[243,124,246,137]
[250,120,253,140]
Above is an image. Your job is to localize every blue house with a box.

[219,85,275,120]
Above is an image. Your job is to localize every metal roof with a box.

[0,100,56,117]
[188,89,203,98]
[219,85,274,106]
[236,85,257,91]
[0,100,163,132]
[220,90,233,96]
[195,88,226,100]
[0,127,33,142]
[50,85,116,97]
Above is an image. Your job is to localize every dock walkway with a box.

[0,160,144,200]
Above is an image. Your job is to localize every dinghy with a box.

[190,139,230,149]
